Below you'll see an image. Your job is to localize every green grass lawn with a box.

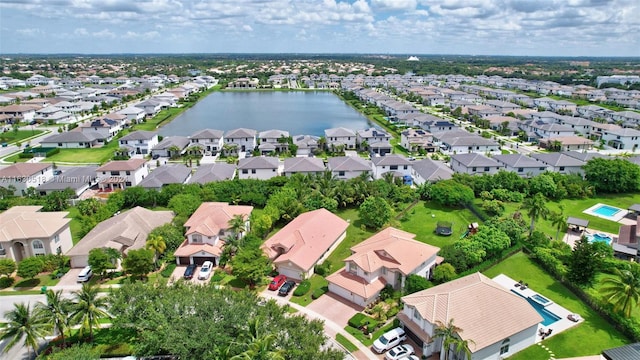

[335,333,359,352]
[399,201,479,248]
[323,208,377,273]
[13,274,60,289]
[345,321,395,347]
[586,272,640,320]
[483,252,628,359]
[44,145,117,164]
[66,207,84,245]
[0,129,45,144]
[289,275,328,307]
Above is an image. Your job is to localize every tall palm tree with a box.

[145,234,166,269]
[231,318,285,360]
[600,267,640,318]
[0,302,51,357]
[228,214,247,241]
[37,290,72,348]
[521,193,550,236]
[550,205,567,241]
[434,319,474,360]
[70,283,111,342]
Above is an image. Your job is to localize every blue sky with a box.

[0,0,639,56]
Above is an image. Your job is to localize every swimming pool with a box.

[512,290,561,326]
[592,205,622,217]
[530,294,553,307]
[587,233,613,245]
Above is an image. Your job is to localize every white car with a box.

[384,344,414,360]
[197,261,213,280]
[372,327,406,353]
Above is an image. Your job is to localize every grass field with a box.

[484,252,628,359]
[323,208,378,272]
[335,333,359,352]
[0,129,45,144]
[289,275,328,307]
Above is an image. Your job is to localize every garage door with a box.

[192,256,214,266]
[70,255,89,268]
[177,257,190,265]
[277,266,302,280]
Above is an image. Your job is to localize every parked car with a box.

[77,266,93,283]
[406,355,420,360]
[198,261,213,280]
[384,344,414,360]
[269,274,287,291]
[183,264,197,280]
[372,327,406,353]
[152,154,160,160]
[278,280,296,296]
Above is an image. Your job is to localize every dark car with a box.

[278,280,296,296]
[268,274,287,291]
[183,264,197,280]
[152,154,160,160]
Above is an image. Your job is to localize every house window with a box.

[472,167,477,172]
[56,246,61,255]
[403,165,408,170]
[539,167,545,171]
[251,169,256,174]
[559,166,565,171]
[110,171,119,176]
[32,240,44,250]
[518,168,523,173]
[500,338,510,355]
[484,167,490,172]
[192,234,202,243]
[125,171,131,175]
[125,182,132,187]
[58,143,62,146]
[242,169,248,174]
[348,262,357,274]
[390,165,398,170]
[338,171,345,177]
[54,235,60,243]
[413,307,420,320]
[381,267,386,275]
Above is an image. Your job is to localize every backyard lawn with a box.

[323,208,377,272]
[483,252,629,359]
[0,129,45,144]
[44,144,118,164]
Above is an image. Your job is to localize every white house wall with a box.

[471,324,538,360]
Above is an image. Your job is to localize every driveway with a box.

[168,265,213,285]
[307,292,363,328]
[56,268,84,287]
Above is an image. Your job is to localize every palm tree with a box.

[145,234,166,269]
[37,290,73,348]
[600,267,640,318]
[0,302,51,357]
[433,319,474,360]
[228,214,247,241]
[549,205,567,241]
[522,193,550,236]
[231,318,285,360]
[70,283,111,342]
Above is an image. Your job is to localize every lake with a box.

[158,91,373,136]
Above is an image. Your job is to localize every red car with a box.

[269,275,287,290]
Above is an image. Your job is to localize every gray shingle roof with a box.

[188,163,236,184]
[37,166,98,192]
[225,128,257,138]
[190,128,224,139]
[283,157,325,173]
[119,130,157,141]
[603,343,640,360]
[238,156,279,169]
[327,156,372,172]
[41,131,99,143]
[452,153,502,167]
[530,153,586,167]
[411,158,453,182]
[371,154,412,166]
[154,136,190,150]
[493,154,541,168]
[325,127,356,137]
[139,165,191,189]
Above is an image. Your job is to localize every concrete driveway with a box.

[56,268,84,287]
[307,292,363,328]
[168,265,213,285]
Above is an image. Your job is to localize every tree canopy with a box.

[358,196,393,230]
[583,158,640,193]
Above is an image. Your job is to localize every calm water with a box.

[159,91,373,136]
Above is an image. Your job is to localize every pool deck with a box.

[492,274,583,343]
[563,229,618,249]
[582,203,627,222]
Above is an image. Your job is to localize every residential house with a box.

[484,100,521,114]
[556,116,597,136]
[400,129,435,153]
[325,127,357,150]
[357,127,392,154]
[327,156,373,180]
[486,115,521,136]
[417,119,457,133]
[118,131,159,155]
[577,105,613,120]
[135,99,164,117]
[37,166,98,197]
[529,153,586,175]
[611,110,640,126]
[433,130,500,154]
[237,156,280,180]
[615,216,639,261]
[0,163,54,196]
[371,155,412,180]
[293,135,320,156]
[224,128,257,153]
[561,151,610,163]
[539,136,594,151]
[174,202,253,266]
[450,153,503,175]
[262,209,349,280]
[40,131,100,149]
[467,105,501,118]
[188,163,236,184]
[283,157,325,177]
[139,165,192,190]
[95,159,149,191]
[521,121,575,139]
[399,273,542,359]
[411,158,453,185]
[66,207,174,268]
[190,129,224,154]
[117,106,146,124]
[0,104,40,122]
[600,127,640,150]
[80,118,121,143]
[258,129,290,154]
[326,227,440,306]
[493,154,547,177]
[151,136,190,158]
[0,206,73,262]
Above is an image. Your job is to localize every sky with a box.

[0,0,639,56]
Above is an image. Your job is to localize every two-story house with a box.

[0,206,73,262]
[492,154,547,178]
[450,153,503,175]
[326,227,440,306]
[96,159,149,191]
[600,127,640,150]
[118,130,159,155]
[224,128,257,153]
[0,163,54,196]
[117,106,146,124]
[327,156,373,180]
[190,128,224,154]
[237,156,280,180]
[529,153,586,175]
[258,129,290,154]
[371,155,412,180]
[325,127,357,150]
[80,118,121,143]
[174,202,253,266]
[401,129,435,153]
[357,127,392,152]
[282,157,325,177]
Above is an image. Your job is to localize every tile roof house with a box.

[529,153,586,175]
[0,163,54,196]
[493,154,547,178]
[327,156,373,180]
[0,206,73,262]
[325,127,357,150]
[188,163,236,184]
[118,130,159,155]
[190,128,224,154]
[174,202,253,266]
[282,157,325,177]
[67,206,174,268]
[399,273,542,359]
[326,227,440,307]
[96,159,149,191]
[261,208,349,280]
[450,153,503,175]
[237,156,280,180]
[37,166,98,197]
[139,164,192,190]
[411,158,453,185]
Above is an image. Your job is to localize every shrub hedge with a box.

[293,279,311,296]
[0,276,14,289]
[311,286,328,299]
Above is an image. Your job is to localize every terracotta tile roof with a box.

[326,269,386,299]
[0,206,70,242]
[184,202,253,237]
[262,208,349,271]
[96,159,147,172]
[402,273,543,352]
[346,227,440,275]
[174,239,223,257]
[0,163,52,178]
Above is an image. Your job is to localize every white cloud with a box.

[242,24,253,32]
[371,0,417,11]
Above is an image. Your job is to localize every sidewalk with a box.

[261,291,377,360]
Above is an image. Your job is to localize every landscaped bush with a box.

[210,272,225,282]
[348,313,379,330]
[293,279,311,296]
[311,286,328,299]
[0,276,15,289]
[160,263,177,278]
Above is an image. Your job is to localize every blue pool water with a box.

[512,290,561,326]
[587,233,612,245]
[593,205,622,218]
[531,294,552,306]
